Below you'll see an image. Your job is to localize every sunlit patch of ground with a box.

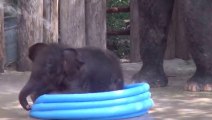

[150,75,212,120]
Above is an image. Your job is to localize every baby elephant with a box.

[19,43,124,111]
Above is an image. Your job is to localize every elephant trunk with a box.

[19,80,36,111]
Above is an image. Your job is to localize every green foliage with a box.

[107,0,129,7]
[107,36,130,59]
[107,0,129,30]
[107,0,130,59]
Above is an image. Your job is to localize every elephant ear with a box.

[28,43,47,61]
[63,48,84,75]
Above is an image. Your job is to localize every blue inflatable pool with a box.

[30,83,154,120]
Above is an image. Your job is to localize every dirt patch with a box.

[0,59,211,120]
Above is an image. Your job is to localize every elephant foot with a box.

[132,68,168,87]
[185,74,212,92]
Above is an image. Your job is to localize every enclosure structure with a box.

[0,0,190,72]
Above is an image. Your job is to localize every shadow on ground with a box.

[0,59,212,120]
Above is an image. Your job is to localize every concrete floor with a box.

[0,59,212,120]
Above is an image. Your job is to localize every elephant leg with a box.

[132,0,174,87]
[181,1,212,92]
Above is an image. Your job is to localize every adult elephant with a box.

[133,0,212,92]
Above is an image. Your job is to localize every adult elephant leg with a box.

[182,1,212,92]
[133,0,174,87]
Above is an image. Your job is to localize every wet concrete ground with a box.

[0,59,212,120]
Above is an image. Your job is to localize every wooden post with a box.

[85,0,106,49]
[0,2,5,72]
[130,0,141,62]
[43,0,59,43]
[17,0,43,71]
[59,0,86,48]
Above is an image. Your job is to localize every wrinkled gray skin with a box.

[19,43,124,110]
[133,0,212,92]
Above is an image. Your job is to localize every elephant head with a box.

[19,43,83,110]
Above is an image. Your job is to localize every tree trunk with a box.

[130,0,141,62]
[43,0,59,43]
[0,3,5,72]
[59,0,86,48]
[17,0,43,71]
[85,0,106,49]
